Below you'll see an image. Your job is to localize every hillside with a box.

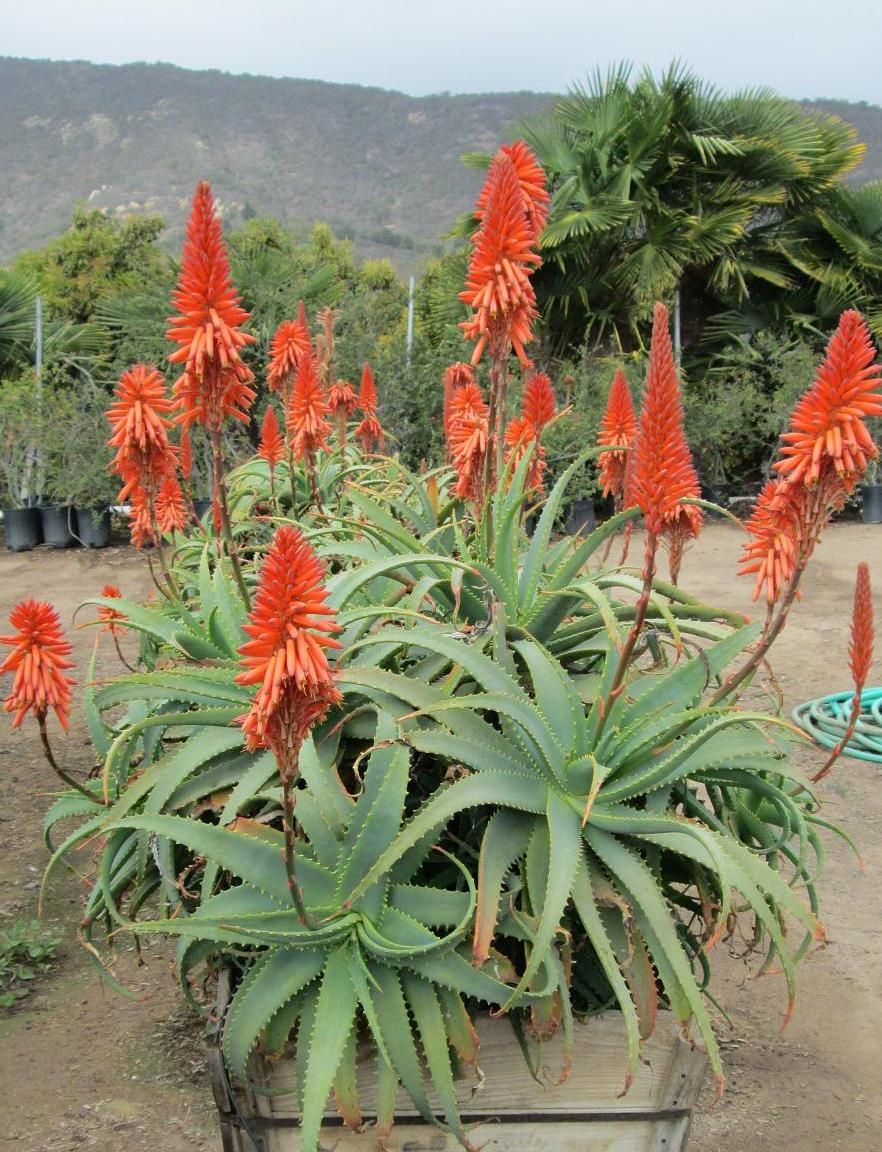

[0,57,551,269]
[2,57,882,272]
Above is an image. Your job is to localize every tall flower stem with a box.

[709,568,805,706]
[37,714,102,803]
[591,533,659,750]
[111,632,136,673]
[210,428,251,610]
[280,768,311,926]
[811,693,861,784]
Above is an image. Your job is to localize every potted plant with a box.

[8,176,878,1152]
[0,374,45,550]
[44,385,117,547]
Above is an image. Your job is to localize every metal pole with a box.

[406,275,415,367]
[673,286,681,366]
[35,294,43,387]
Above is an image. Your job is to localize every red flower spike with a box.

[287,352,331,463]
[155,473,188,535]
[629,304,702,538]
[97,585,125,638]
[258,405,286,471]
[503,374,556,493]
[447,382,490,503]
[460,151,541,366]
[235,526,342,762]
[474,139,550,241]
[268,304,313,403]
[775,310,882,491]
[167,181,256,431]
[849,561,874,694]
[328,380,358,418]
[598,369,638,499]
[1,600,75,731]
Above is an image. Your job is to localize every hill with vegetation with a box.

[3,57,882,273]
[0,56,551,270]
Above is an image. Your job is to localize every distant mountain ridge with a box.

[2,57,881,271]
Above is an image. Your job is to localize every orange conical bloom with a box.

[97,585,125,638]
[287,352,331,463]
[268,303,312,404]
[849,561,874,693]
[474,139,550,241]
[106,364,177,502]
[258,404,286,472]
[629,304,702,539]
[1,600,75,731]
[503,373,557,493]
[598,369,638,499]
[235,526,342,764]
[328,380,358,417]
[775,311,882,491]
[355,363,385,453]
[447,382,490,503]
[737,479,804,603]
[521,372,556,434]
[155,473,188,535]
[459,150,541,366]
[167,181,256,431]
[443,362,475,443]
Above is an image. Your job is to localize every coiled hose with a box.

[792,688,882,763]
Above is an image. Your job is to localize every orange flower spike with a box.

[447,382,490,502]
[97,585,125,637]
[167,181,256,431]
[107,365,177,501]
[737,479,803,603]
[258,404,286,472]
[155,473,189,535]
[598,369,638,499]
[268,304,313,402]
[630,303,702,537]
[1,600,75,731]
[355,363,385,453]
[775,310,882,489]
[849,561,875,694]
[443,362,475,441]
[179,426,193,481]
[521,372,556,436]
[474,139,550,241]
[328,380,358,418]
[235,526,342,760]
[460,150,541,366]
[287,352,332,462]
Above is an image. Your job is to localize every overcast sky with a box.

[4,0,881,103]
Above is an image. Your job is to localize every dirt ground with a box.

[0,526,880,1151]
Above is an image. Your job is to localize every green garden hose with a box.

[792,688,882,763]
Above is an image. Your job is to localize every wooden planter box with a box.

[209,982,707,1152]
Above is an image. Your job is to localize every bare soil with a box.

[0,527,880,1151]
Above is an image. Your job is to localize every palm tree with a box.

[517,64,867,357]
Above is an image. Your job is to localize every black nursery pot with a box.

[566,497,597,537]
[2,507,42,552]
[39,505,77,548]
[861,484,882,524]
[76,507,111,548]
